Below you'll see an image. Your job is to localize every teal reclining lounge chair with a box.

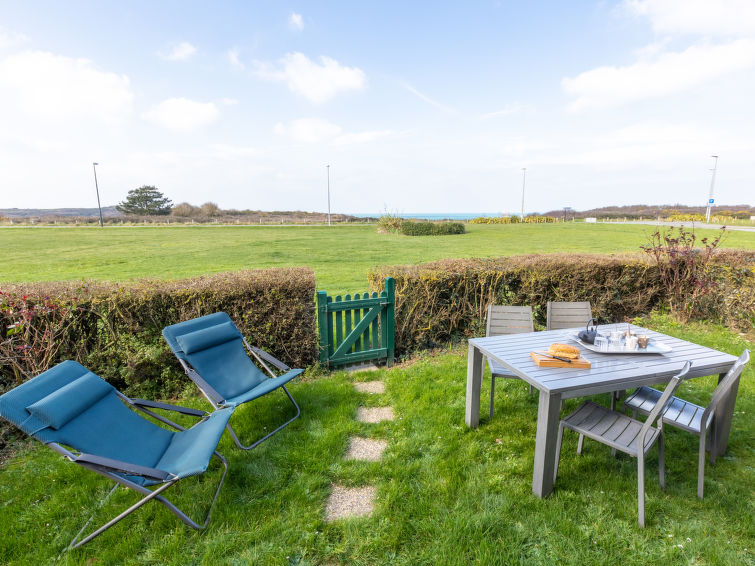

[0,360,233,549]
[162,312,303,450]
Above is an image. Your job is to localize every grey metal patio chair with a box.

[623,349,749,498]
[554,361,692,527]
[546,301,592,331]
[0,360,233,549]
[486,305,535,419]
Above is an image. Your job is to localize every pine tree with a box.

[116,186,173,216]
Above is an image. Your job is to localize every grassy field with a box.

[0,314,752,565]
[1,223,754,294]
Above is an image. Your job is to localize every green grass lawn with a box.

[2,224,753,294]
[0,314,752,565]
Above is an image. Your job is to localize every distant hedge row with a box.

[400,221,465,236]
[368,251,755,355]
[0,268,317,399]
[470,216,557,224]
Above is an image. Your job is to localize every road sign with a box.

[708,198,715,204]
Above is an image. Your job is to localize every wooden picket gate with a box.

[317,277,395,368]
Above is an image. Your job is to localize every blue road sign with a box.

[709,198,715,204]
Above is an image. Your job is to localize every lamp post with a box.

[326,164,331,226]
[705,155,719,224]
[520,167,526,220]
[92,162,103,228]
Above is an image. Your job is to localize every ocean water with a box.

[352,213,508,221]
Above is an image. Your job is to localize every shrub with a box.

[640,226,725,320]
[400,221,465,236]
[377,213,403,234]
[470,216,556,224]
[368,251,754,356]
[0,268,317,398]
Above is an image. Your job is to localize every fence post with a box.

[316,291,330,366]
[385,277,395,366]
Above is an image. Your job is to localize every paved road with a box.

[601,220,755,233]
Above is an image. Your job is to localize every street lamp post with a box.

[520,167,526,220]
[326,164,331,226]
[92,162,103,228]
[705,155,719,224]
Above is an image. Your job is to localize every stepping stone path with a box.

[344,437,388,461]
[325,380,392,521]
[353,381,385,394]
[325,485,376,520]
[356,406,394,423]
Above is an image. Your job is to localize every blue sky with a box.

[1,1,754,214]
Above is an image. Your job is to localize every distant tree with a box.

[116,186,173,216]
[200,202,221,217]
[171,202,199,217]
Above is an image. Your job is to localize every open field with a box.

[2,223,754,294]
[0,314,752,564]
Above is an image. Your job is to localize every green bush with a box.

[470,216,557,224]
[368,251,754,356]
[400,221,465,236]
[0,267,317,398]
[376,213,403,234]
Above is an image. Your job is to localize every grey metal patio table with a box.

[465,323,739,498]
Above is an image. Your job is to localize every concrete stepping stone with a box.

[325,485,376,521]
[353,381,385,394]
[356,406,394,423]
[344,437,388,461]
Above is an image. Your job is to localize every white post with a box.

[326,164,331,226]
[705,155,719,224]
[521,167,527,220]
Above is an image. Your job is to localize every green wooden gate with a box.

[317,277,395,368]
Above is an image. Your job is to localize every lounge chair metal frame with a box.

[163,313,302,451]
[62,394,229,549]
[177,338,300,450]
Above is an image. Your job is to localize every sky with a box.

[1,0,754,214]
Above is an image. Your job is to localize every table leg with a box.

[465,344,484,428]
[532,389,563,498]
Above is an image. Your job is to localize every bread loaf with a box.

[548,343,580,359]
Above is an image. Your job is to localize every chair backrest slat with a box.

[546,301,592,331]
[702,350,749,426]
[639,361,692,444]
[486,305,534,337]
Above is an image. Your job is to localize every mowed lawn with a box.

[0,316,752,565]
[2,223,754,294]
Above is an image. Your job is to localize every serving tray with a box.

[569,333,672,355]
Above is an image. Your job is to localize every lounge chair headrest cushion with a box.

[26,371,114,430]
[175,321,242,355]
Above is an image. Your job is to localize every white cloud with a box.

[404,83,454,112]
[160,41,197,61]
[562,39,755,110]
[142,98,220,131]
[482,103,533,118]
[220,97,239,105]
[0,50,133,123]
[0,26,29,50]
[289,13,304,32]
[227,48,243,68]
[210,143,258,159]
[625,0,755,36]
[335,130,393,145]
[254,52,365,103]
[274,118,342,143]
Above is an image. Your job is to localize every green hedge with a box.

[470,216,557,224]
[400,221,465,236]
[368,251,754,355]
[0,267,317,400]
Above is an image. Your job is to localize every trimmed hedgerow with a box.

[368,251,754,356]
[0,268,317,400]
[400,221,465,236]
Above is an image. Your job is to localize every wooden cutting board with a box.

[530,351,591,369]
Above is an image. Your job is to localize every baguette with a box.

[548,343,580,359]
